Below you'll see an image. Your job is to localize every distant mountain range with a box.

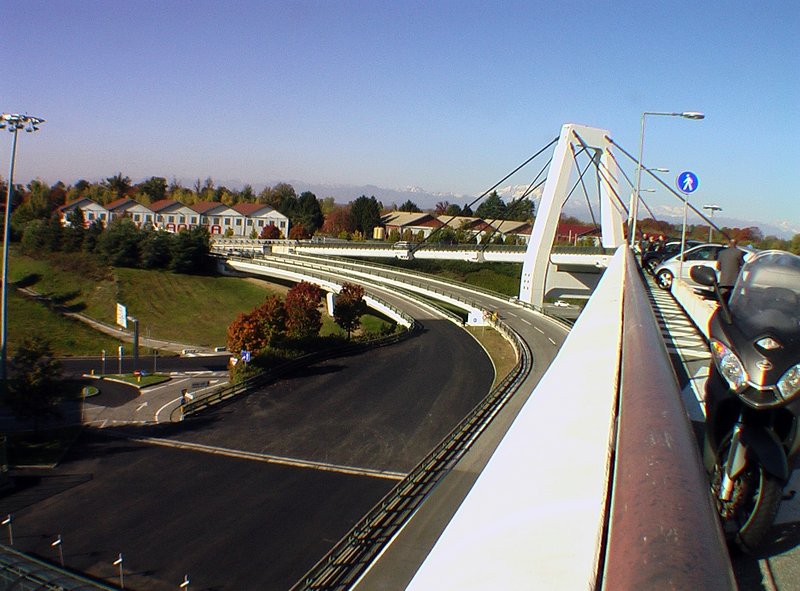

[207,178,797,240]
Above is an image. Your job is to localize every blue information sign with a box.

[677,171,699,194]
[241,350,251,363]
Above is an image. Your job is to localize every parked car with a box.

[654,243,755,291]
[642,239,702,274]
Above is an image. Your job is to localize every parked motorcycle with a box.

[690,250,800,552]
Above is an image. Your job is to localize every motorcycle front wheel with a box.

[712,437,784,552]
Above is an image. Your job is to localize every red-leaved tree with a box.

[334,282,367,339]
[285,281,323,339]
[226,295,286,354]
[260,223,281,239]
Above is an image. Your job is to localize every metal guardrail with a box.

[0,544,118,590]
[600,249,736,589]
[254,252,529,314]
[264,251,576,333]
[290,320,530,591]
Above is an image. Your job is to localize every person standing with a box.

[717,238,745,303]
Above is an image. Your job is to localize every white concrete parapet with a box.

[406,248,625,590]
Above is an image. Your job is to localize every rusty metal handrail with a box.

[601,249,736,590]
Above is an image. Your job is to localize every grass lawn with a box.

[6,289,124,357]
[7,249,281,353]
[369,259,523,297]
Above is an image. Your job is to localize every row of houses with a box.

[58,197,291,237]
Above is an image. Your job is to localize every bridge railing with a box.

[601,250,736,589]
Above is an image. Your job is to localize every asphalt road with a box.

[2,316,494,590]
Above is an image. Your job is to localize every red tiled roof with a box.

[191,201,228,214]
[232,202,275,215]
[106,197,137,211]
[148,199,179,212]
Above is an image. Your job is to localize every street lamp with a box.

[629,111,704,245]
[703,204,722,242]
[0,113,45,382]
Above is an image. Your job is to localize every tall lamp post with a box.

[703,204,722,242]
[0,113,45,382]
[629,111,704,245]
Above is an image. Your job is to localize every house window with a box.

[191,216,198,224]
[213,217,220,225]
[133,214,141,222]
[223,218,231,226]
[235,218,242,226]
[246,219,253,226]
[168,215,175,223]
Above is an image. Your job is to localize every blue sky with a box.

[3,1,798,233]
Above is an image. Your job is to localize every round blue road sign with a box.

[677,171,699,194]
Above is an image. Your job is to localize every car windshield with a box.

[729,250,800,338]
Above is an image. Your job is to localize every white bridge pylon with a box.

[519,124,625,307]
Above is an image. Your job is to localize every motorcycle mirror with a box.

[690,265,717,287]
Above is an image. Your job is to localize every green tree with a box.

[507,197,535,221]
[296,191,324,234]
[139,229,173,269]
[475,191,507,220]
[398,199,421,213]
[104,172,132,200]
[98,218,141,267]
[334,283,367,339]
[62,208,86,252]
[350,195,382,236]
[6,338,63,428]
[285,281,323,339]
[169,226,210,273]
[138,176,168,203]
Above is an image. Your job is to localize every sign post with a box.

[677,171,699,279]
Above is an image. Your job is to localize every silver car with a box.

[654,243,725,291]
[654,243,755,291]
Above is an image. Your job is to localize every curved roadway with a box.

[1,261,556,591]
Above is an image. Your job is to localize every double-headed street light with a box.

[703,204,722,242]
[629,111,705,245]
[1,113,46,382]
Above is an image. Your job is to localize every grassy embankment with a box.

[6,249,391,357]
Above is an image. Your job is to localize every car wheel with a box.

[645,257,660,274]
[656,269,674,290]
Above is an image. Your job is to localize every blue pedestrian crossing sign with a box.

[677,171,699,194]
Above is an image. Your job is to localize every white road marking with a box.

[520,318,532,326]
[155,397,184,424]
[534,327,545,334]
[548,337,557,346]
[130,436,407,481]
[136,402,149,412]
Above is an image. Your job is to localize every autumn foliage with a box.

[334,282,367,338]
[284,281,324,339]
[226,294,286,354]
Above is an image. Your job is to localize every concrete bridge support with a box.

[519,124,625,307]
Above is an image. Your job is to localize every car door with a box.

[681,245,721,286]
